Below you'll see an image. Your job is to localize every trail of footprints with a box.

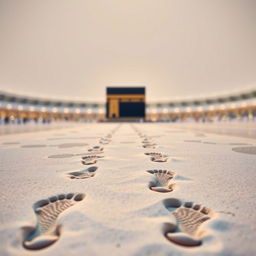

[22,124,217,251]
[132,126,216,248]
[22,126,120,250]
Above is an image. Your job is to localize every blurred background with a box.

[0,0,255,135]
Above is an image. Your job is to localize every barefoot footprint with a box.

[81,155,102,165]
[88,146,104,153]
[23,193,85,250]
[67,166,98,179]
[144,152,169,162]
[163,198,214,247]
[150,154,169,162]
[147,170,176,192]
[144,152,162,157]
[143,143,157,149]
[99,138,111,144]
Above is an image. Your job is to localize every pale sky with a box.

[0,0,256,102]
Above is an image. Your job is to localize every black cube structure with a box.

[106,87,145,120]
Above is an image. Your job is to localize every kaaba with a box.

[106,87,145,120]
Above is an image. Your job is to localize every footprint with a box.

[150,154,169,162]
[99,139,110,145]
[67,166,98,179]
[145,152,169,162]
[147,170,176,192]
[81,155,100,165]
[99,137,111,144]
[82,154,104,159]
[143,143,157,149]
[163,198,214,247]
[88,146,104,153]
[22,193,85,250]
[144,152,162,157]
